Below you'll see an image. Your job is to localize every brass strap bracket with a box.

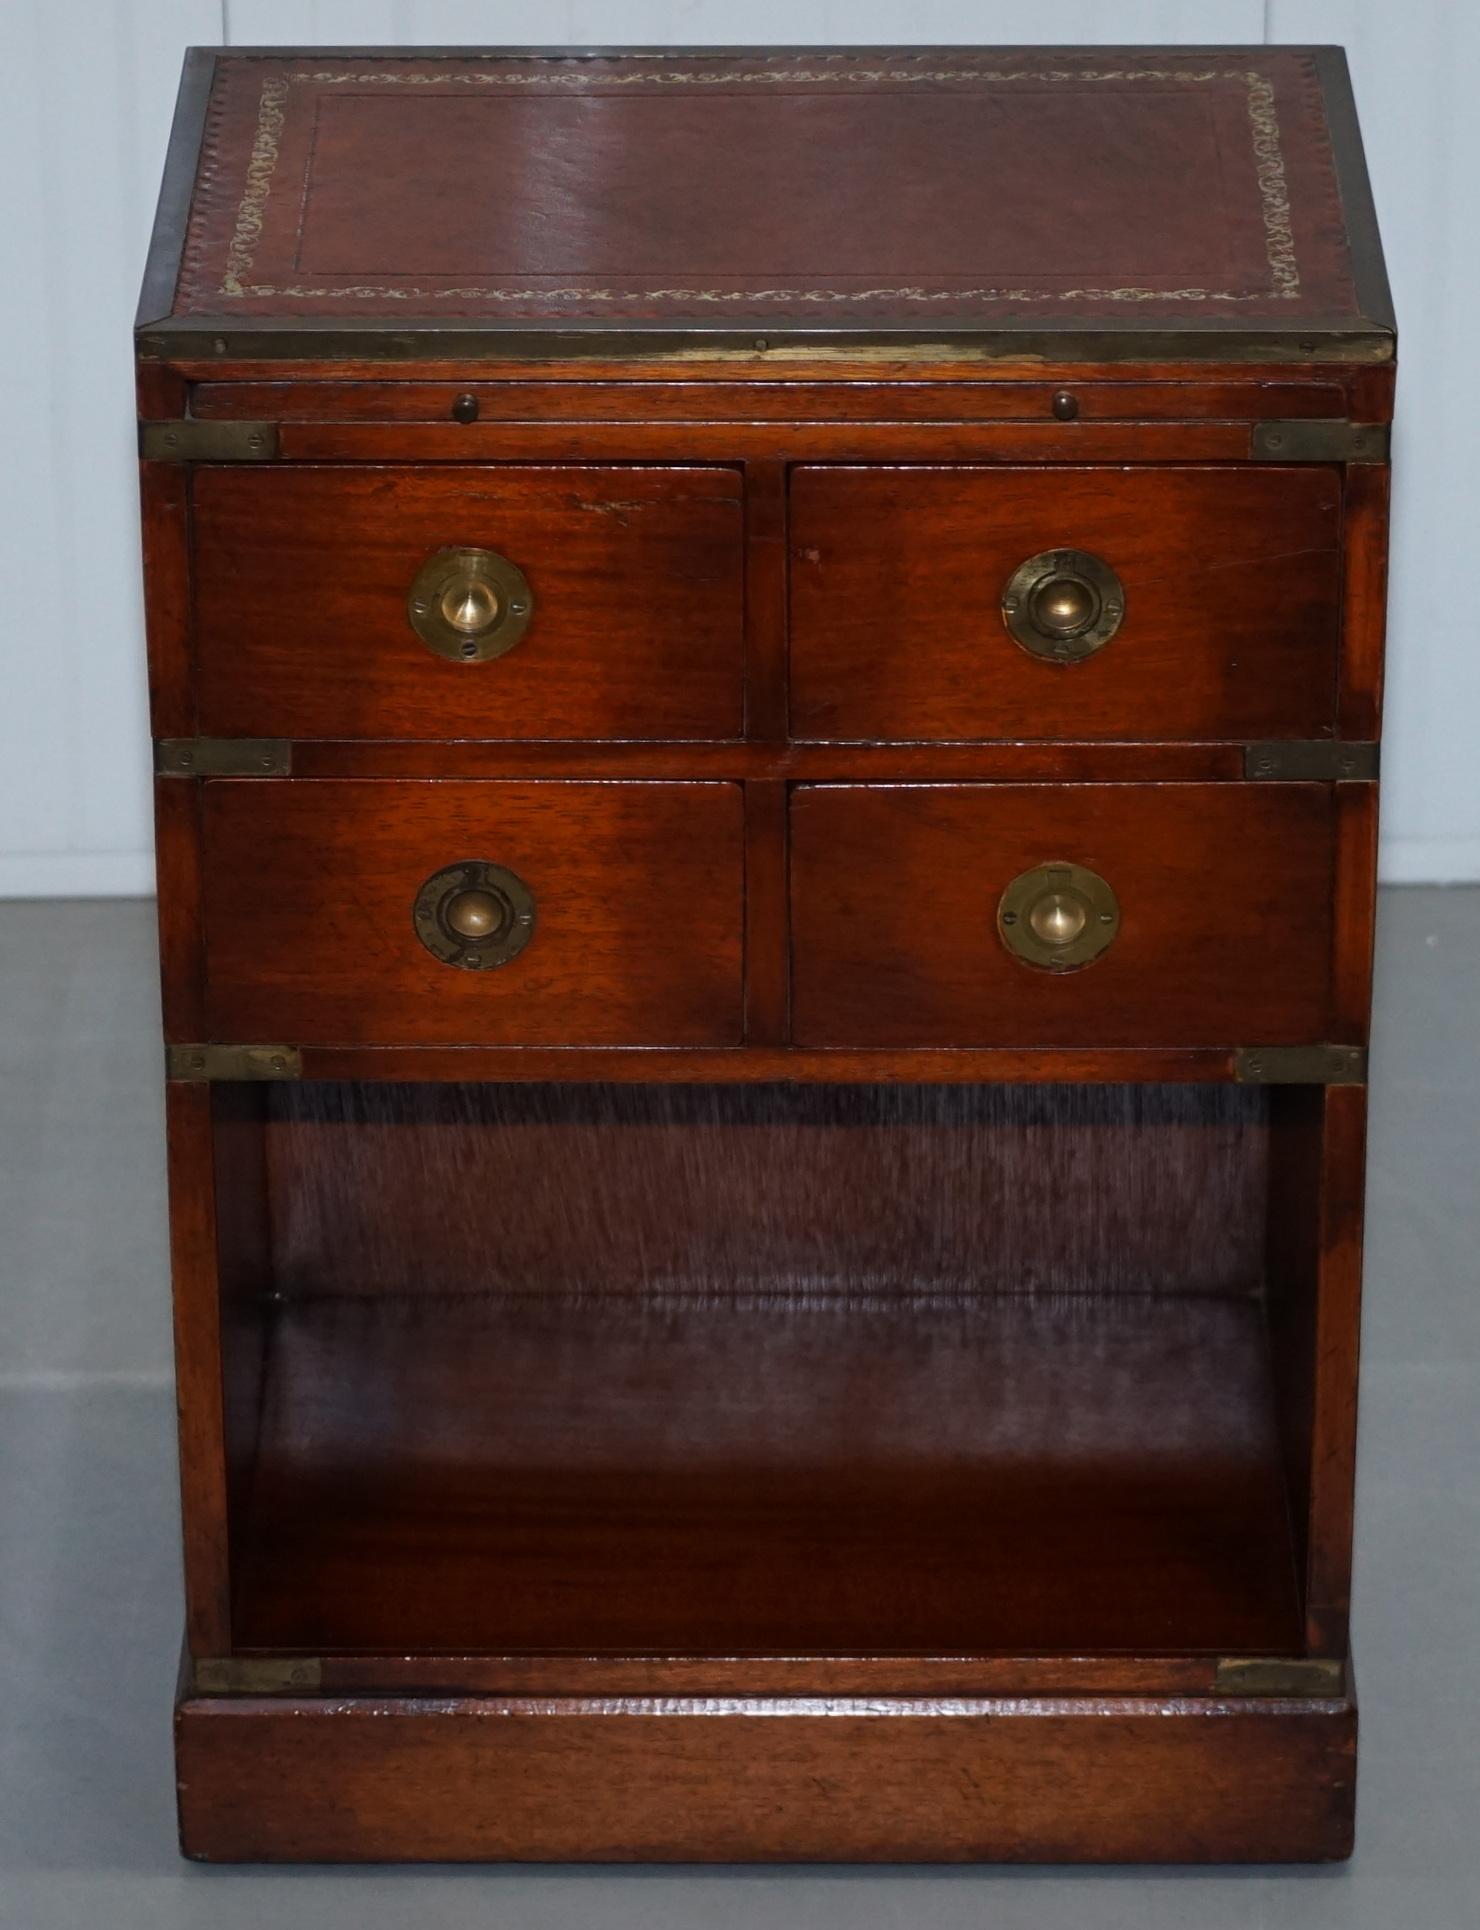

[1244,741,1379,781]
[1213,1657,1346,1697]
[155,738,291,777]
[139,419,280,461]
[1235,1045,1367,1085]
[1251,420,1388,463]
[167,1044,302,1082]
[193,1657,323,1695]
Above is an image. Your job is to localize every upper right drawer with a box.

[789,466,1341,742]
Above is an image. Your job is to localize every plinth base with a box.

[176,1678,1356,1863]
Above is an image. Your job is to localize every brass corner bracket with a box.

[139,420,280,461]
[1213,1657,1346,1697]
[1244,741,1379,781]
[166,1044,302,1082]
[155,738,291,777]
[193,1657,323,1695]
[1252,420,1388,463]
[1234,1045,1367,1085]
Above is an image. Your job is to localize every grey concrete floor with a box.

[1,888,1477,1926]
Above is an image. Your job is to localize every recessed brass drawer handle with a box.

[1001,548,1124,662]
[413,861,536,970]
[998,862,1120,971]
[407,547,533,662]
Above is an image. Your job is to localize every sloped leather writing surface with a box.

[171,49,1361,328]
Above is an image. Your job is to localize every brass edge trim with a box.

[1244,740,1379,781]
[139,420,280,461]
[136,322,1396,366]
[166,1044,303,1082]
[1252,419,1389,462]
[1213,1657,1346,1697]
[136,49,219,330]
[1234,1045,1367,1085]
[193,1657,323,1695]
[1311,45,1397,341]
[155,738,291,777]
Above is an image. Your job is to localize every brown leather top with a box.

[155,48,1388,346]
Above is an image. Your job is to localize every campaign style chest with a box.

[139,45,1393,1863]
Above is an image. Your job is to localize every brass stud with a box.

[443,888,504,941]
[1027,891,1088,948]
[439,578,500,636]
[1029,574,1100,640]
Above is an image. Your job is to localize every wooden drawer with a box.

[190,467,744,740]
[789,467,1342,742]
[197,781,744,1046]
[790,784,1338,1047]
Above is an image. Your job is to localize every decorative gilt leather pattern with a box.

[172,51,1358,326]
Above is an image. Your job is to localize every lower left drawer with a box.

[195,780,745,1046]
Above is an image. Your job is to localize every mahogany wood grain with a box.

[741,459,788,739]
[190,465,744,740]
[1265,1085,1324,1622]
[175,1687,1356,1862]
[273,421,1257,464]
[190,378,1349,422]
[211,1087,273,1557]
[260,1081,1269,1304]
[198,779,744,1047]
[1302,1084,1369,1652]
[791,783,1338,1047]
[163,1082,232,1654]
[152,778,205,1041]
[1338,461,1391,740]
[791,465,1342,742]
[741,782,789,1043]
[1332,782,1380,1038]
[137,462,193,735]
[233,1292,1298,1657]
[281,741,1255,781]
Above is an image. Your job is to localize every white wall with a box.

[0,0,1473,894]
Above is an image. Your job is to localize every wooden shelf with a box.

[235,1290,1301,1658]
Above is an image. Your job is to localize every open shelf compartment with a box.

[209,1081,1326,1661]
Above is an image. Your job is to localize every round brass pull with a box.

[998,862,1120,972]
[413,861,536,970]
[1001,549,1125,662]
[407,547,533,663]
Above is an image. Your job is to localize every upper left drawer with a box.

[189,466,745,740]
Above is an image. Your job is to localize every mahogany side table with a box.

[137,43,1393,1862]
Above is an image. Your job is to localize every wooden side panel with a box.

[176,1692,1357,1864]
[1304,1084,1369,1651]
[190,466,745,740]
[198,780,745,1047]
[1337,462,1391,740]
[791,783,1338,1047]
[790,466,1342,742]
[163,1082,232,1655]
[1264,1083,1371,1656]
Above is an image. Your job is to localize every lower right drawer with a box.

[790,783,1340,1048]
